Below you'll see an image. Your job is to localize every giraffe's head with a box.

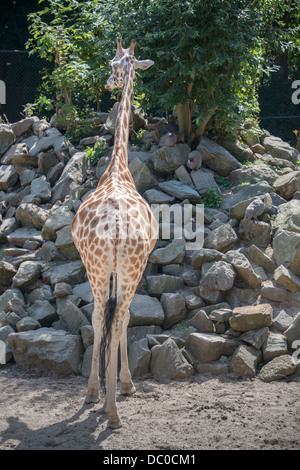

[105,38,154,92]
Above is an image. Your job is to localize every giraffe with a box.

[71,38,158,429]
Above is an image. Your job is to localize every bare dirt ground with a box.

[0,363,299,451]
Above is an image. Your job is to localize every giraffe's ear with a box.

[134,59,154,70]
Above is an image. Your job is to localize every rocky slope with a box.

[0,109,300,383]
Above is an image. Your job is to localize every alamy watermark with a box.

[95,201,204,250]
[0,340,6,364]
[0,80,6,105]
[292,340,300,365]
[291,80,300,105]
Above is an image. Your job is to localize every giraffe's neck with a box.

[112,58,134,167]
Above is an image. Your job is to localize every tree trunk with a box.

[194,106,217,140]
[65,86,72,107]
[176,102,192,140]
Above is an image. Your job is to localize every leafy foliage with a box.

[86,140,109,165]
[200,188,223,209]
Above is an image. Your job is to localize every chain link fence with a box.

[1,50,300,147]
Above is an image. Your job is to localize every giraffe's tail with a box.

[99,273,117,394]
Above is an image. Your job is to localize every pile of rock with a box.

[0,112,300,383]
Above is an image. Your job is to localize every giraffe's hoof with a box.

[85,390,100,404]
[107,418,122,429]
[120,382,136,396]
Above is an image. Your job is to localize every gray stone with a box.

[258,354,296,382]
[128,157,157,194]
[0,261,17,286]
[209,309,232,323]
[186,332,240,362]
[54,282,73,298]
[273,171,300,200]
[146,275,184,296]
[16,316,41,332]
[274,265,300,292]
[203,224,238,252]
[180,265,201,287]
[143,189,175,204]
[224,250,261,288]
[55,225,79,260]
[38,151,60,175]
[59,300,90,334]
[198,286,225,305]
[175,165,194,187]
[272,229,300,276]
[150,239,185,265]
[0,125,15,155]
[262,332,287,363]
[263,135,299,164]
[129,294,164,327]
[0,165,18,190]
[150,337,194,379]
[194,360,229,375]
[196,137,241,176]
[248,245,276,273]
[28,300,57,327]
[128,337,151,378]
[239,327,269,350]
[273,310,293,332]
[42,260,85,286]
[0,217,19,244]
[51,152,88,203]
[284,312,300,347]
[200,261,236,291]
[80,325,94,349]
[273,200,300,235]
[238,219,271,248]
[261,285,288,302]
[12,261,42,290]
[190,248,223,268]
[151,144,190,174]
[186,310,215,333]
[30,175,51,202]
[8,327,83,375]
[229,164,277,186]
[28,132,61,157]
[19,169,36,188]
[230,345,262,377]
[73,281,93,304]
[221,181,273,212]
[158,180,201,202]
[160,292,186,329]
[41,206,74,241]
[229,304,273,332]
[15,203,48,230]
[11,117,35,137]
[190,168,221,196]
[128,150,151,163]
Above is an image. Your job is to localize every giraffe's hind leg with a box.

[85,278,110,404]
[119,309,136,396]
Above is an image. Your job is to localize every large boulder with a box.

[151,144,191,174]
[224,250,261,288]
[262,135,299,164]
[229,164,277,186]
[272,229,300,276]
[150,337,194,379]
[15,203,48,230]
[273,200,300,234]
[196,137,241,176]
[8,327,83,375]
[238,219,271,248]
[150,239,185,265]
[273,265,300,292]
[0,164,18,190]
[200,261,236,291]
[273,171,300,200]
[190,168,221,196]
[230,344,262,377]
[41,205,74,241]
[203,224,238,252]
[229,304,273,332]
[158,180,202,202]
[186,332,240,362]
[128,157,157,194]
[160,292,186,329]
[258,354,296,382]
[51,151,88,203]
[129,294,164,326]
[0,125,15,155]
[146,275,184,296]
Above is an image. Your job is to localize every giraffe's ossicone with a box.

[71,38,158,429]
